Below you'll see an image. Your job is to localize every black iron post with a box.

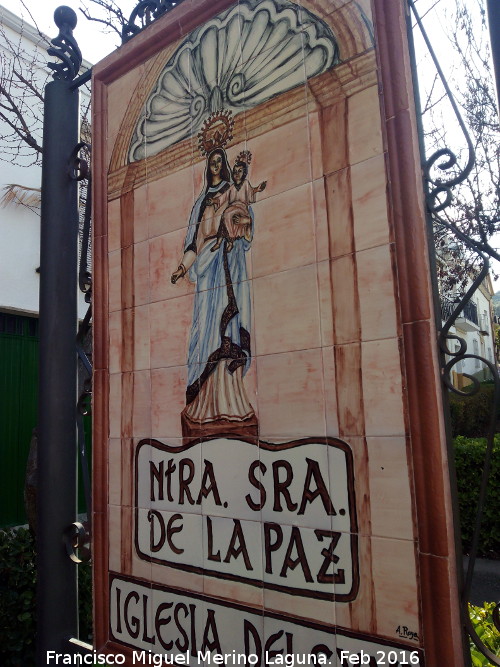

[37,7,82,663]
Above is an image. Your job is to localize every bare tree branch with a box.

[417,0,500,295]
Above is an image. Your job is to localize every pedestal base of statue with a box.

[181,410,259,441]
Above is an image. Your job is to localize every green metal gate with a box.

[0,312,39,527]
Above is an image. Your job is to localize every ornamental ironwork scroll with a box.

[74,141,92,562]
[409,1,500,664]
[122,0,186,43]
[48,6,82,81]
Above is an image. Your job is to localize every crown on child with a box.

[235,150,252,165]
[198,110,234,156]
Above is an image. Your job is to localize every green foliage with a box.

[0,528,36,666]
[469,602,500,666]
[79,560,93,643]
[0,527,93,663]
[454,435,500,556]
[449,383,499,437]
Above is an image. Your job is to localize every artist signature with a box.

[396,626,419,642]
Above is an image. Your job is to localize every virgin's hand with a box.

[171,268,183,284]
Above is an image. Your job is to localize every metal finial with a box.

[47,5,82,81]
[54,6,78,31]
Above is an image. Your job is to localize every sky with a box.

[0,0,138,63]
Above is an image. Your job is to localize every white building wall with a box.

[447,277,496,384]
[0,5,90,318]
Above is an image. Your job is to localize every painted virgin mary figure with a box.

[171,113,257,439]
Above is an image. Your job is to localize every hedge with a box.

[0,527,92,665]
[449,382,499,438]
[469,601,500,665]
[454,435,500,557]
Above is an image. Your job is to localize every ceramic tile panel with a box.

[362,338,406,436]
[106,63,147,171]
[149,228,196,303]
[108,250,122,314]
[320,99,349,177]
[119,438,136,509]
[330,254,360,345]
[131,370,152,438]
[341,435,370,536]
[108,310,122,373]
[95,0,453,662]
[133,304,151,370]
[245,114,313,202]
[129,519,153,581]
[134,439,152,512]
[251,182,316,279]
[325,168,354,259]
[203,515,264,595]
[147,166,197,239]
[108,504,122,573]
[151,365,189,440]
[334,531,375,633]
[149,560,204,594]
[330,0,375,61]
[348,85,384,166]
[132,184,149,244]
[253,264,321,356]
[108,373,122,439]
[352,153,391,252]
[322,347,340,437]
[150,293,194,370]
[108,438,122,507]
[256,348,326,440]
[306,109,324,182]
[334,342,364,438]
[118,246,134,313]
[134,240,151,307]
[317,260,334,347]
[367,437,415,541]
[261,520,337,599]
[108,198,121,252]
[357,243,399,341]
[370,535,420,643]
[312,177,330,263]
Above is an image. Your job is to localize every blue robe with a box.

[183,181,253,405]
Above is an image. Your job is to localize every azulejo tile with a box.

[256,348,326,440]
[357,243,399,342]
[150,294,194,370]
[253,264,321,357]
[251,183,316,279]
[352,153,391,252]
[348,85,384,166]
[361,338,406,436]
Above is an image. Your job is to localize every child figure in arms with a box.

[210,151,266,253]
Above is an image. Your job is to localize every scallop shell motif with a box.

[128,0,340,163]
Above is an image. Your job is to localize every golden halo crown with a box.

[235,150,252,165]
[198,110,234,157]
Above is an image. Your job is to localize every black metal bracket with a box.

[63,521,91,564]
